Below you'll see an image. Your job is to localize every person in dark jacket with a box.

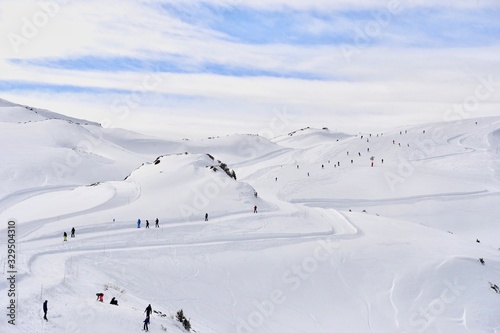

[144,304,152,318]
[71,227,75,237]
[143,316,150,331]
[205,213,208,221]
[155,218,159,228]
[146,220,149,228]
[110,297,118,305]
[63,232,67,241]
[43,300,48,321]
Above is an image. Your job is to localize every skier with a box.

[43,300,48,321]
[155,218,159,228]
[205,213,208,221]
[63,232,67,241]
[71,227,75,238]
[99,293,104,302]
[254,205,257,213]
[146,220,149,229]
[321,164,324,169]
[137,219,141,228]
[143,316,150,331]
[110,297,118,306]
[144,304,152,318]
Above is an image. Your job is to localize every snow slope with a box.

[0,100,499,333]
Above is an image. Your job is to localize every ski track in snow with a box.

[292,190,496,207]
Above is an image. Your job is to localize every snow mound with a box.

[272,127,353,148]
[0,99,100,125]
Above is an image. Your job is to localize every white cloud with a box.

[1,0,499,138]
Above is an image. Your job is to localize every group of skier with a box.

[43,295,153,330]
[137,218,160,228]
[143,304,152,331]
[63,227,76,241]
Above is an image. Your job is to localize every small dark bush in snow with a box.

[176,309,191,331]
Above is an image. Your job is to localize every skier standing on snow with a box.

[71,227,75,238]
[63,232,67,241]
[144,304,152,318]
[146,220,150,229]
[254,205,257,213]
[205,213,208,221]
[143,316,150,331]
[43,300,48,321]
[137,219,141,228]
[155,218,159,228]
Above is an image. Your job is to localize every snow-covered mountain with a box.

[0,99,499,333]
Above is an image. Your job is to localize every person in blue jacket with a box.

[137,219,141,228]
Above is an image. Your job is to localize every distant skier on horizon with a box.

[155,218,159,228]
[71,227,75,238]
[254,205,257,213]
[146,220,149,228]
[137,219,141,228]
[63,232,67,241]
[205,213,208,221]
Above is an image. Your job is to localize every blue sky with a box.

[0,0,499,138]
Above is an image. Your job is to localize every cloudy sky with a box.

[1,0,499,139]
